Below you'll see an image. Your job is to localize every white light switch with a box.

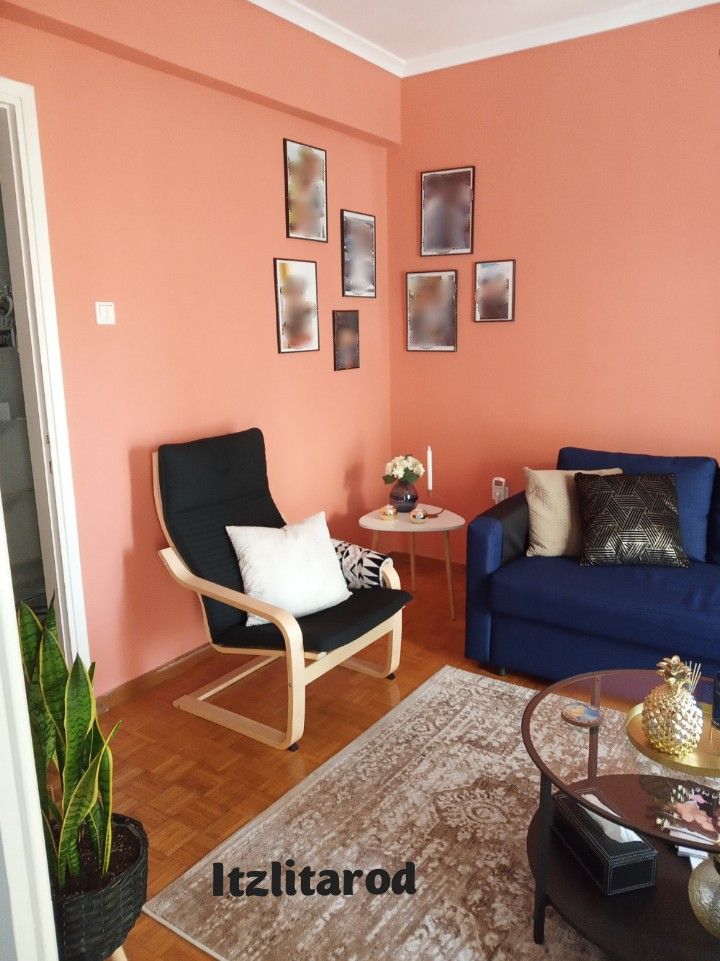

[95,302,116,325]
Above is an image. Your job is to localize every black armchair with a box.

[152,428,411,750]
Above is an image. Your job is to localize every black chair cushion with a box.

[157,429,284,639]
[214,587,412,653]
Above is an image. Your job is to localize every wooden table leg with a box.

[443,530,455,620]
[109,948,129,961]
[371,531,379,551]
[409,532,416,591]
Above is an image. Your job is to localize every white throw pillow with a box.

[525,467,622,558]
[226,512,351,626]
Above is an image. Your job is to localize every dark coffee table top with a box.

[522,669,720,853]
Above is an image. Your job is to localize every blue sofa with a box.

[465,447,720,680]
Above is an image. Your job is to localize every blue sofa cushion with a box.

[489,556,720,663]
[558,446,718,563]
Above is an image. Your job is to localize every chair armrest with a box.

[465,492,528,663]
[380,560,400,590]
[158,547,304,651]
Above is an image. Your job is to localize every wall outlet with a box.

[95,302,116,325]
[492,476,509,504]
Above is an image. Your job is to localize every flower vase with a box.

[389,480,418,513]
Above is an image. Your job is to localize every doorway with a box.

[0,79,89,664]
[0,182,51,615]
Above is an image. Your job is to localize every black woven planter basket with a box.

[53,814,148,961]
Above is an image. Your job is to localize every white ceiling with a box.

[248,0,714,75]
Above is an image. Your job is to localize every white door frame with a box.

[0,76,89,665]
[0,504,59,961]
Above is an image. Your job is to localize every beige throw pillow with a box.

[524,467,622,557]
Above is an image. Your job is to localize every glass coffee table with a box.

[522,669,720,960]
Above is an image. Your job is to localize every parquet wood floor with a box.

[109,555,542,960]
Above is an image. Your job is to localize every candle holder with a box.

[378,504,398,521]
[410,507,427,524]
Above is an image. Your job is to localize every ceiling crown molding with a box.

[248,0,716,78]
[401,0,717,76]
[248,0,405,74]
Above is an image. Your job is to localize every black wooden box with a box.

[552,791,657,896]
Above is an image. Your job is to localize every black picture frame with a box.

[273,257,320,354]
[340,209,376,298]
[474,259,516,322]
[420,166,475,256]
[283,138,328,243]
[406,270,458,352]
[332,310,360,370]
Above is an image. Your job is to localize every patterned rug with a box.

[145,666,607,960]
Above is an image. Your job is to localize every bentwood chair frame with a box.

[152,430,408,750]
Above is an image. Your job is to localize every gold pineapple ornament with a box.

[642,656,703,757]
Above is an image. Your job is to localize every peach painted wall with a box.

[1,17,394,693]
[0,0,401,143]
[388,6,720,563]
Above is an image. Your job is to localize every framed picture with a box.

[333,310,360,370]
[474,259,515,322]
[340,210,376,298]
[420,166,474,256]
[406,270,457,352]
[273,258,319,353]
[284,139,327,242]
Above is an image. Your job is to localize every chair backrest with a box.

[155,428,284,639]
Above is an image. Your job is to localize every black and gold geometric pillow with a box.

[575,472,689,568]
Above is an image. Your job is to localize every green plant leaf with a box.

[47,791,62,827]
[57,746,105,888]
[62,658,95,814]
[85,719,120,873]
[88,661,96,683]
[39,625,68,770]
[24,676,55,813]
[382,474,395,484]
[17,603,43,682]
[97,721,120,873]
[43,600,58,644]
[41,811,58,883]
[86,802,103,869]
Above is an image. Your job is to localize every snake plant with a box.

[18,600,120,889]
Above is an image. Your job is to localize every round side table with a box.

[359,504,465,619]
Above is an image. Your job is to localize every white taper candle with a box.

[426,445,433,492]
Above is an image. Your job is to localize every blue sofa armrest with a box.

[465,492,528,663]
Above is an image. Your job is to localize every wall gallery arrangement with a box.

[406,271,458,352]
[276,139,512,361]
[333,310,360,370]
[341,210,376,298]
[274,258,320,353]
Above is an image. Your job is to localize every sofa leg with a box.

[486,663,507,677]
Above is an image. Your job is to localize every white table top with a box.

[359,503,465,534]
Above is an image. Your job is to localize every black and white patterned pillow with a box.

[331,539,392,588]
[575,472,689,567]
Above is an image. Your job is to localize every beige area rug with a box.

[145,666,613,960]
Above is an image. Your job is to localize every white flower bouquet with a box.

[383,455,425,485]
